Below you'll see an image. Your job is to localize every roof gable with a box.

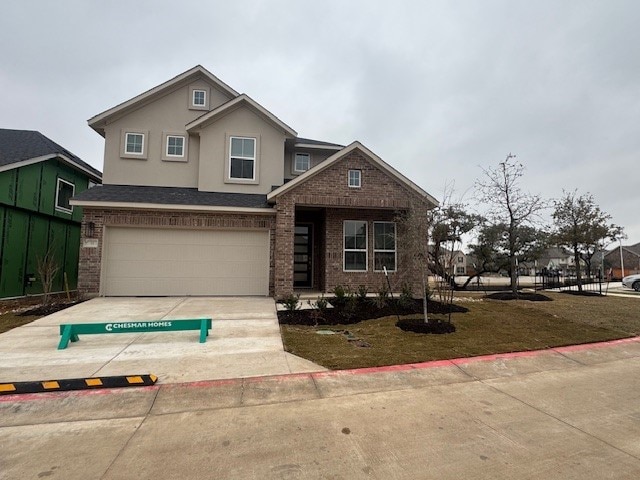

[88,65,239,135]
[267,141,438,206]
[0,128,102,180]
[186,94,297,137]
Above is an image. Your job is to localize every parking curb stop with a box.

[0,374,158,395]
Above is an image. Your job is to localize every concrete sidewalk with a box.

[1,337,639,479]
[0,297,325,384]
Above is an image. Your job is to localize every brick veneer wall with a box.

[274,150,432,296]
[78,208,276,297]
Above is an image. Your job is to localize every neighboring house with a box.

[72,65,438,297]
[0,129,102,298]
[604,243,640,279]
[536,247,578,275]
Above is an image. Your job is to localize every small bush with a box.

[399,282,414,309]
[279,293,301,311]
[340,295,359,321]
[370,283,389,309]
[333,284,347,300]
[309,295,329,312]
[356,285,368,302]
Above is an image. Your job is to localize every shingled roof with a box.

[72,184,272,210]
[0,128,102,180]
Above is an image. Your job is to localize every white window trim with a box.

[55,178,75,214]
[348,169,361,188]
[293,152,311,173]
[343,220,368,272]
[165,135,185,158]
[192,89,207,107]
[124,132,145,156]
[373,222,397,272]
[228,136,256,181]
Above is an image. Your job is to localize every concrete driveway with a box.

[0,297,325,384]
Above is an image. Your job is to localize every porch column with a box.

[274,198,295,297]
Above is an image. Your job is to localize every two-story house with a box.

[72,66,438,297]
[0,129,101,298]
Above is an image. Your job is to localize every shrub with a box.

[399,282,414,309]
[279,293,300,311]
[340,295,359,321]
[371,283,389,309]
[356,285,369,302]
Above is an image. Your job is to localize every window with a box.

[193,89,206,107]
[374,222,396,271]
[125,133,144,155]
[294,153,310,172]
[229,136,256,180]
[456,267,466,274]
[344,221,367,271]
[458,256,464,263]
[55,178,74,213]
[348,169,361,188]
[166,135,185,157]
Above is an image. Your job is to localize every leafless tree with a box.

[476,154,547,293]
[36,244,60,305]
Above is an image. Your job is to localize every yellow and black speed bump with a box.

[0,374,158,395]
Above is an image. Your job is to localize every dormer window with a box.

[193,89,206,107]
[294,153,310,173]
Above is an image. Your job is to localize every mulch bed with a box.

[277,298,468,326]
[485,292,553,302]
[396,318,456,334]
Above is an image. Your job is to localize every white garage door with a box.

[102,227,270,296]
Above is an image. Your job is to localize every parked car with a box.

[622,274,640,292]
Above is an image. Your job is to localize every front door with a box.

[294,224,313,288]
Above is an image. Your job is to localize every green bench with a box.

[58,318,212,350]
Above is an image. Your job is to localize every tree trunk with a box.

[510,255,518,294]
[422,271,429,324]
[574,249,583,292]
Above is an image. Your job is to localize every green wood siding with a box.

[0,169,18,206]
[16,163,42,212]
[24,216,50,295]
[0,158,97,298]
[0,209,29,297]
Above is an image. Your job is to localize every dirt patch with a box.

[278,298,468,326]
[485,292,552,302]
[18,300,83,317]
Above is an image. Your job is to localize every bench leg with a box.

[58,325,74,350]
[199,320,208,343]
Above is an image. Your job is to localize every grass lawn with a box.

[280,292,640,370]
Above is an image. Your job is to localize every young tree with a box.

[552,190,624,291]
[475,154,547,293]
[397,203,431,324]
[36,244,60,305]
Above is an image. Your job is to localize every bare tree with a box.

[552,190,624,291]
[36,244,60,305]
[475,154,547,293]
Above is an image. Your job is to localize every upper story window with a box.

[294,153,310,173]
[55,178,74,214]
[458,256,464,263]
[166,135,185,157]
[120,129,148,159]
[348,169,361,188]
[193,89,206,107]
[229,136,256,180]
[125,133,144,155]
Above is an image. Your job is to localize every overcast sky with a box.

[2,0,639,246]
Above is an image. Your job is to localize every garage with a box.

[102,227,270,296]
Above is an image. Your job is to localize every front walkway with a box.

[0,297,325,384]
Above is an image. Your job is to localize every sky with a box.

[1,0,639,246]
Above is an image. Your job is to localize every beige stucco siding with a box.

[197,106,286,194]
[284,147,336,180]
[102,80,233,187]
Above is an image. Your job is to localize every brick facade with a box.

[78,208,275,297]
[273,150,431,296]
